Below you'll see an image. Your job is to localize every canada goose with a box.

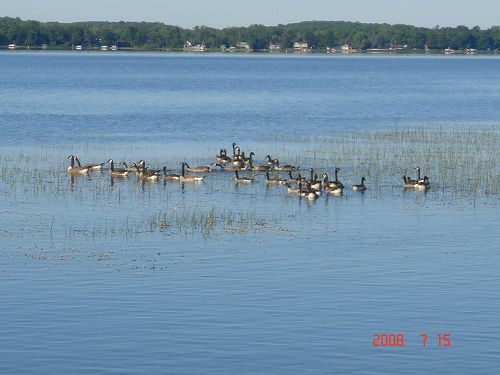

[307,168,315,182]
[211,163,245,171]
[183,162,212,173]
[275,160,299,171]
[107,159,129,177]
[287,171,306,185]
[67,155,90,175]
[300,186,320,200]
[218,149,232,164]
[304,191,319,200]
[74,156,105,171]
[323,171,343,194]
[215,149,231,164]
[179,162,204,182]
[215,149,225,162]
[120,161,139,173]
[300,182,321,199]
[414,166,429,183]
[234,170,254,183]
[331,167,344,189]
[231,147,242,163]
[249,159,271,172]
[321,173,332,187]
[309,175,321,191]
[402,175,416,188]
[325,185,343,195]
[162,166,181,180]
[415,166,422,181]
[265,172,287,185]
[241,151,255,165]
[137,160,162,174]
[415,176,430,190]
[352,177,367,192]
[286,182,302,195]
[132,163,159,181]
[266,155,279,166]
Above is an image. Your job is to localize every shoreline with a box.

[1,45,498,55]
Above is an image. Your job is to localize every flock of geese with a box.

[67,143,430,200]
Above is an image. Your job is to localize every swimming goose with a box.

[249,159,271,172]
[218,149,232,164]
[67,155,90,175]
[120,161,140,173]
[287,171,306,185]
[402,175,416,188]
[321,173,332,187]
[132,163,159,181]
[309,174,321,191]
[414,166,430,184]
[242,151,255,165]
[179,162,205,182]
[234,170,254,183]
[211,163,245,171]
[325,184,343,195]
[162,166,181,180]
[183,162,212,173]
[275,160,299,171]
[107,159,129,177]
[215,149,231,164]
[215,149,226,162]
[231,147,242,163]
[300,183,320,200]
[266,155,279,166]
[330,167,344,189]
[286,182,302,195]
[414,176,430,190]
[265,172,287,185]
[137,160,162,175]
[307,168,315,183]
[74,156,105,171]
[323,171,343,194]
[352,177,367,192]
[299,181,321,197]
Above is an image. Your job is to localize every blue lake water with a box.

[0,52,499,374]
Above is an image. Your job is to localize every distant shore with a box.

[2,18,499,55]
[1,44,497,55]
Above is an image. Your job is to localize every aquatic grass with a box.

[266,125,499,198]
[146,206,279,236]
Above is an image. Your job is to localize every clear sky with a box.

[3,0,499,29]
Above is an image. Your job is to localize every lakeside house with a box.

[293,41,310,52]
[101,45,108,51]
[340,43,357,53]
[268,43,281,51]
[8,43,16,49]
[235,41,250,49]
[229,41,251,51]
[183,40,206,52]
[389,43,408,51]
[75,45,83,51]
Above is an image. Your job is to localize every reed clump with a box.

[268,125,499,197]
[148,207,277,236]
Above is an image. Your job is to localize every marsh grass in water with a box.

[147,207,281,235]
[269,125,499,198]
[0,125,498,246]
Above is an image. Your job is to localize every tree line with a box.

[1,17,499,50]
